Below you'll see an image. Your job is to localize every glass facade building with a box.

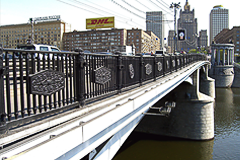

[146,11,165,49]
[209,5,229,45]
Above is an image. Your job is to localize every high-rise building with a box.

[146,11,165,49]
[177,0,198,52]
[209,5,229,45]
[168,30,175,53]
[0,15,71,49]
[198,30,208,48]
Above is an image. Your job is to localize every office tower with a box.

[198,30,208,48]
[168,30,175,53]
[177,0,198,52]
[209,5,229,45]
[146,11,165,49]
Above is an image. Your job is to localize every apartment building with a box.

[62,28,160,54]
[214,26,240,55]
[0,16,71,49]
[63,28,127,53]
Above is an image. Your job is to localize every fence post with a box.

[163,55,165,76]
[170,55,173,74]
[153,55,157,81]
[75,49,86,107]
[116,52,123,93]
[0,44,7,134]
[140,54,144,86]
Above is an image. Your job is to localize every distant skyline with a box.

[0,0,239,37]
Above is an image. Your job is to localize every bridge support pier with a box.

[135,69,215,140]
[200,64,215,99]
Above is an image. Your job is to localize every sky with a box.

[0,0,239,38]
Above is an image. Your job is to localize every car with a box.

[16,44,61,59]
[143,53,152,56]
[17,44,60,52]
[3,53,13,60]
[155,50,165,55]
[84,50,91,54]
[94,52,114,55]
[120,52,133,56]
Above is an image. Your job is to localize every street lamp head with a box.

[170,2,181,9]
[177,2,181,8]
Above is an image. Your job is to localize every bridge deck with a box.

[0,61,209,159]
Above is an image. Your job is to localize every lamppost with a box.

[170,2,181,54]
[29,18,34,44]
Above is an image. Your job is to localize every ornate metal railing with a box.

[0,46,206,133]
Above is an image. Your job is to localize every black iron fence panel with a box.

[1,49,78,131]
[0,47,207,133]
[155,56,164,78]
[122,56,141,88]
[142,56,155,81]
[85,54,118,99]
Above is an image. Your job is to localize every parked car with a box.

[143,53,152,56]
[155,50,165,55]
[120,52,133,56]
[84,50,91,54]
[94,52,114,55]
[16,44,61,59]
[3,53,13,60]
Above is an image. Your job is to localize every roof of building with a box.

[213,5,225,10]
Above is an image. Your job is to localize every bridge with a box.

[0,47,214,160]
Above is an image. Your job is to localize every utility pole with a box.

[29,18,34,44]
[170,2,181,54]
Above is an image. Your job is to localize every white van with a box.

[16,44,61,59]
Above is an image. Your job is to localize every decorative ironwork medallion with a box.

[94,66,111,85]
[29,69,65,96]
[157,62,162,72]
[129,64,134,79]
[172,60,175,67]
[166,60,169,69]
[177,59,180,66]
[145,63,152,75]
[223,68,234,75]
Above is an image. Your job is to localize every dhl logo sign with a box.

[86,17,115,29]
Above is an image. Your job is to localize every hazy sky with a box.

[0,0,239,37]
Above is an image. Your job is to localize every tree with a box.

[189,49,197,53]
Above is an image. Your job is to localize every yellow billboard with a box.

[86,17,115,29]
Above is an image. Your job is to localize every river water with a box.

[113,88,240,160]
